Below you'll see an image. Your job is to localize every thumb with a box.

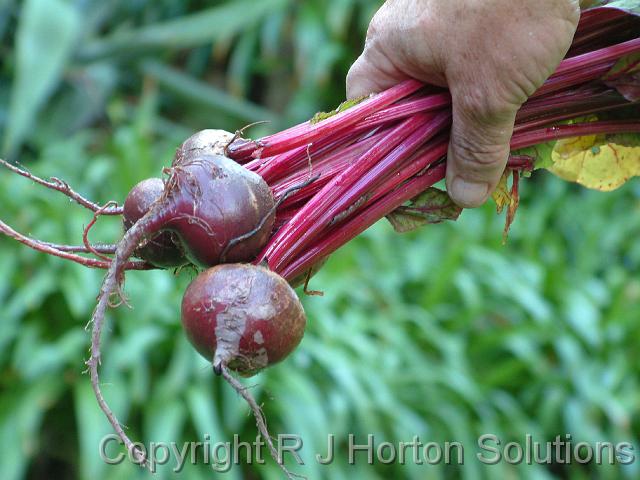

[445,91,518,208]
[346,50,408,100]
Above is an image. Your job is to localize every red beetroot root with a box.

[173,129,236,165]
[181,263,306,376]
[123,178,187,268]
[86,149,279,468]
[182,263,307,480]
[165,154,276,267]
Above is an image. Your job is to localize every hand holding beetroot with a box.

[347,0,581,207]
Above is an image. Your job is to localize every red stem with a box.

[554,37,640,76]
[227,80,424,159]
[260,114,435,268]
[273,118,640,277]
[280,164,447,281]
[511,120,640,150]
[357,93,451,129]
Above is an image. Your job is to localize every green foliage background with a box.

[1,1,639,479]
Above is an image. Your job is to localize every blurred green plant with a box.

[1,1,639,480]
[0,0,381,158]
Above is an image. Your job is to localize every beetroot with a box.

[181,263,306,376]
[173,129,235,166]
[122,149,278,269]
[165,154,275,266]
[84,151,278,466]
[181,263,307,479]
[123,178,187,268]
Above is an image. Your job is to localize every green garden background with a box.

[1,0,639,479]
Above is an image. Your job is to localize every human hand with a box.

[347,0,580,207]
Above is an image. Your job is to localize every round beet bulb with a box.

[164,154,275,266]
[123,178,187,268]
[181,264,306,376]
[173,129,235,166]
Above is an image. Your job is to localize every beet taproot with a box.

[87,152,283,469]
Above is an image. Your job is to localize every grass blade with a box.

[79,0,291,61]
[3,0,80,157]
[142,60,277,123]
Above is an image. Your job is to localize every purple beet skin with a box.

[123,178,187,268]
[181,263,306,376]
[165,154,275,267]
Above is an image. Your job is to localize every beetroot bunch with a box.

[85,130,307,476]
[120,141,307,378]
[0,3,639,478]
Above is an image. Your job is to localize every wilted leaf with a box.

[605,72,640,102]
[386,187,462,233]
[492,170,521,243]
[554,132,601,159]
[546,133,640,191]
[493,171,513,215]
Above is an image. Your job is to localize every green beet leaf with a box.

[386,187,463,234]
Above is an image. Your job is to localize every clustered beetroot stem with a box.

[226,7,640,281]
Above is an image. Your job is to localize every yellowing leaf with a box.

[492,169,521,243]
[554,133,601,159]
[548,135,640,191]
[492,170,512,214]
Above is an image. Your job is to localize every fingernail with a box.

[450,177,489,207]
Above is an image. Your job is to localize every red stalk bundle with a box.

[225,7,640,283]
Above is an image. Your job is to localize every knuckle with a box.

[451,134,508,169]
[346,57,362,82]
[366,19,379,40]
[346,77,361,98]
[365,15,385,42]
[365,1,394,43]
[455,84,517,122]
[563,0,581,24]
[347,51,375,82]
[500,69,542,104]
[346,62,365,97]
[450,83,516,173]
